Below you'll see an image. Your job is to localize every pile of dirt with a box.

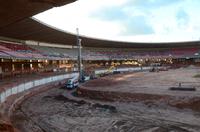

[54,94,87,105]
[77,87,200,112]
[77,87,170,102]
[0,109,16,132]
[52,94,117,113]
[92,103,117,113]
[83,73,130,87]
[186,65,199,69]
[171,97,200,111]
[83,78,122,87]
[0,121,15,132]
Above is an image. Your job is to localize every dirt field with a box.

[11,66,200,132]
[82,66,200,97]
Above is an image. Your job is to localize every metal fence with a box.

[94,66,152,75]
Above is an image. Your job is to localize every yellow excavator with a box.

[106,65,116,74]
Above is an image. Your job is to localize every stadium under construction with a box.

[0,0,200,132]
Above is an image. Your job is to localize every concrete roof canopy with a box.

[0,0,76,28]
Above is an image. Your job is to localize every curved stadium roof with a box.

[0,0,200,49]
[0,0,76,28]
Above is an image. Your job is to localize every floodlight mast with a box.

[76,28,83,82]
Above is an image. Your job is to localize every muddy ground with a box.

[82,66,200,97]
[12,87,200,132]
[11,67,200,132]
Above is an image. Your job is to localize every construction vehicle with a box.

[106,65,116,74]
[65,77,79,89]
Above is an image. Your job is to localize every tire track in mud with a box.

[12,106,47,132]
[12,88,200,132]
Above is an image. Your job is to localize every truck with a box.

[65,77,79,89]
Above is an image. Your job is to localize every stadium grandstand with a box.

[0,0,200,132]
[0,39,199,78]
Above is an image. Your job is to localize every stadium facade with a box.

[0,1,200,131]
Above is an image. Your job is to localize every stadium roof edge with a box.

[32,18,200,47]
[1,17,200,49]
[0,0,76,28]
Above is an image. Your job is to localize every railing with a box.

[0,72,79,103]
[95,67,152,75]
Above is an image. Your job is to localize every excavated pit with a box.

[10,66,200,132]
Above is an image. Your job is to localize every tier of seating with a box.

[0,42,45,59]
[0,41,199,60]
[171,48,199,57]
[82,48,200,60]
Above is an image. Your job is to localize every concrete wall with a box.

[0,72,78,103]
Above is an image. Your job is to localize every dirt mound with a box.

[53,94,117,113]
[0,121,15,132]
[172,97,200,111]
[148,126,190,132]
[186,65,199,69]
[83,74,130,87]
[77,87,170,102]
[92,103,117,113]
[77,87,200,112]
[83,78,122,87]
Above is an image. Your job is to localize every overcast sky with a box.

[34,0,200,42]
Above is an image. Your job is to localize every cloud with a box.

[91,6,127,21]
[91,1,155,36]
[34,0,200,42]
[121,16,154,35]
[176,8,190,29]
[92,0,183,21]
[128,0,183,9]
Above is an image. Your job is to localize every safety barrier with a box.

[95,66,152,75]
[0,72,78,103]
